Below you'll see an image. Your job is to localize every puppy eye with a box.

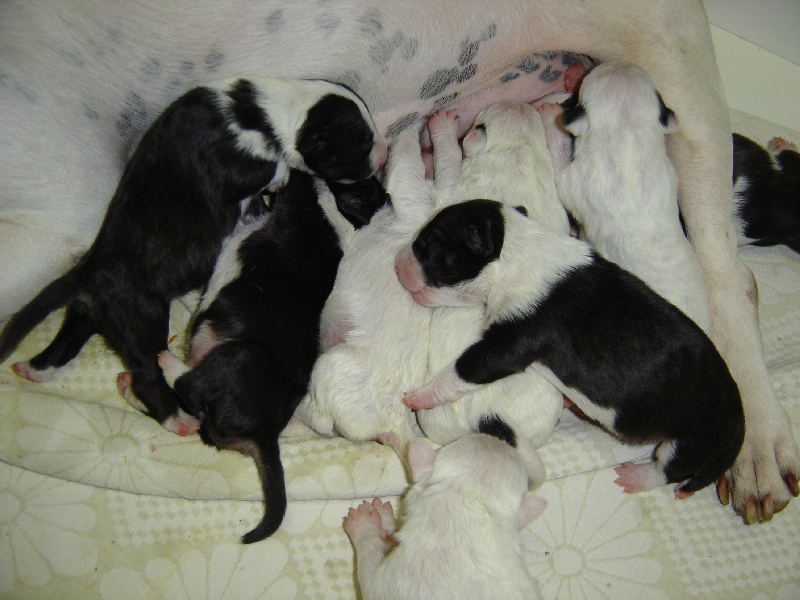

[473,124,486,134]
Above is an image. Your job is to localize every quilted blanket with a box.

[1,108,798,599]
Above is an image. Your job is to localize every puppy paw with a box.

[116,371,147,412]
[157,350,190,388]
[163,409,201,437]
[344,499,387,543]
[402,389,438,411]
[370,497,397,537]
[767,136,798,154]
[11,360,58,382]
[614,462,664,493]
[427,109,458,137]
[717,412,800,523]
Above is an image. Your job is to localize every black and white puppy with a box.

[0,76,386,435]
[396,199,745,497]
[732,133,800,254]
[158,169,385,543]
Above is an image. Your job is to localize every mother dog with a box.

[1,0,797,523]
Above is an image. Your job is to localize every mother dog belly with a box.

[0,0,599,319]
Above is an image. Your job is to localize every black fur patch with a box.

[412,199,504,287]
[655,91,675,129]
[561,101,585,130]
[477,413,517,448]
[296,93,376,182]
[732,133,800,253]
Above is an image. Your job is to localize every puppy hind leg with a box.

[99,294,199,435]
[13,300,97,382]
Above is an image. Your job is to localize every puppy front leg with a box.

[427,109,463,192]
[403,364,479,410]
[344,499,394,595]
[406,327,541,410]
[385,126,430,219]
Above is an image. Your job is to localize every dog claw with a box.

[785,472,800,497]
[744,497,759,524]
[716,475,730,506]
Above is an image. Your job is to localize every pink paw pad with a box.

[116,371,133,399]
[427,109,458,134]
[165,411,200,436]
[767,136,798,153]
[614,462,663,493]
[344,499,384,539]
[11,360,57,382]
[402,390,435,411]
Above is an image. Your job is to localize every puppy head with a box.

[395,199,504,307]
[409,434,544,525]
[561,61,678,137]
[326,177,388,229]
[295,84,388,183]
[462,102,545,158]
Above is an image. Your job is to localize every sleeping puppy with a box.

[397,199,745,497]
[294,125,435,458]
[343,434,547,600]
[732,134,800,253]
[413,104,565,458]
[539,61,711,332]
[158,169,384,543]
[0,76,386,435]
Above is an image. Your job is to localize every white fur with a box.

[1,0,796,521]
[414,104,566,453]
[209,76,386,185]
[294,126,434,449]
[543,62,711,331]
[344,434,546,600]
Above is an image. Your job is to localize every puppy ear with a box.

[462,124,487,157]
[408,439,437,483]
[517,493,547,529]
[560,104,588,137]
[656,92,679,134]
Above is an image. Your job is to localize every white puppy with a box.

[343,434,547,600]
[540,61,711,331]
[294,126,434,452]
[411,104,565,460]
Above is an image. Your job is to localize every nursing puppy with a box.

[413,104,565,456]
[158,170,384,543]
[732,134,800,253]
[398,200,745,497]
[0,76,386,434]
[294,126,434,455]
[540,61,711,331]
[344,434,547,600]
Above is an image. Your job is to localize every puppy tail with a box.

[241,435,288,544]
[0,269,82,362]
[675,420,746,495]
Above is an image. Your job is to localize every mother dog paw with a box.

[717,410,800,523]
